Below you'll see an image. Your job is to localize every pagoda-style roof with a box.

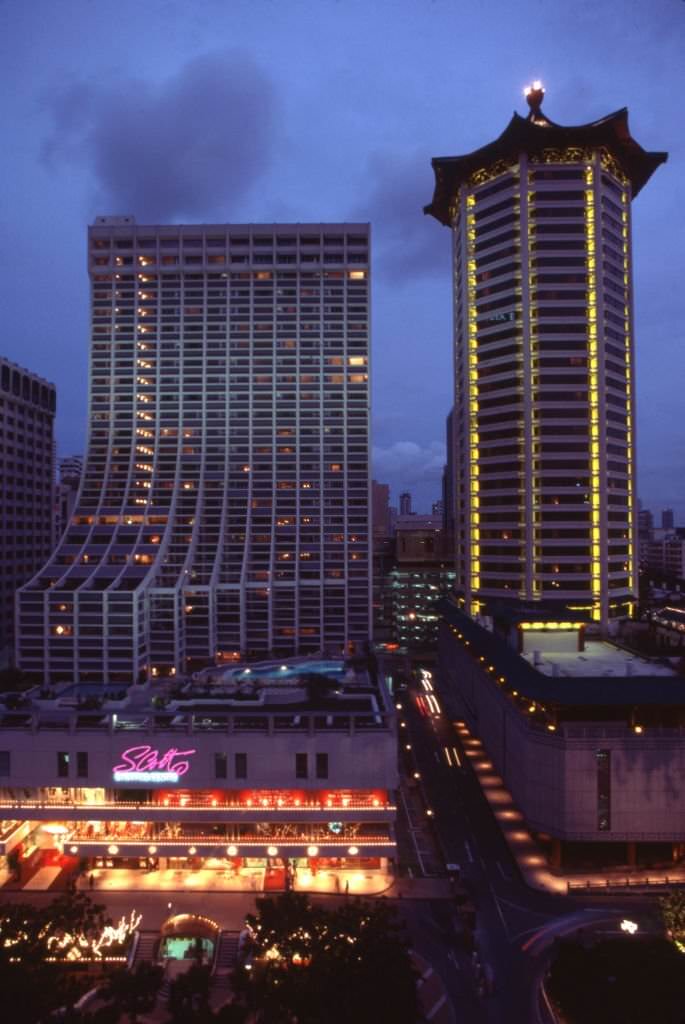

[425,106,667,226]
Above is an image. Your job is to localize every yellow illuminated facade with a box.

[429,98,665,630]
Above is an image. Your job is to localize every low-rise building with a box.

[0,657,397,886]
[437,598,685,869]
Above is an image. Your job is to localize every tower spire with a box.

[523,80,546,122]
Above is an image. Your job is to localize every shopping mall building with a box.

[0,658,398,889]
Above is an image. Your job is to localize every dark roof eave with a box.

[426,107,667,226]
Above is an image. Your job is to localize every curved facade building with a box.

[17,220,371,684]
[426,87,666,625]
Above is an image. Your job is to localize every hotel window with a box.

[215,752,228,779]
[295,753,308,779]
[316,753,329,780]
[0,751,9,776]
[77,752,89,778]
[57,752,69,778]
[234,752,247,779]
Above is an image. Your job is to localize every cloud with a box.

[373,440,446,487]
[351,150,451,282]
[41,51,277,222]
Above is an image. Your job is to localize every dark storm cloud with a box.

[352,150,451,282]
[42,51,277,222]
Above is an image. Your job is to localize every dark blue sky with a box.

[1,0,683,514]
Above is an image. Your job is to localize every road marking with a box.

[447,950,460,971]
[464,840,474,863]
[434,751,440,764]
[496,860,512,881]
[444,746,453,766]
[489,883,511,940]
[426,995,448,1020]
[399,787,427,876]
[452,746,462,767]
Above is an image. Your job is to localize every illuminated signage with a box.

[113,745,196,783]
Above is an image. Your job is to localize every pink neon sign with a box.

[113,745,197,782]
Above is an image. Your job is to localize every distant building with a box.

[399,492,412,516]
[55,455,83,543]
[387,516,455,651]
[645,537,685,582]
[372,480,391,539]
[638,505,654,539]
[0,357,56,657]
[431,499,444,518]
[442,406,456,541]
[637,504,654,568]
[662,508,675,531]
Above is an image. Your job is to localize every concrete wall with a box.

[0,725,398,793]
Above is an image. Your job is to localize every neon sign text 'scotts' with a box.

[113,745,197,782]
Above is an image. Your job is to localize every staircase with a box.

[211,930,241,1001]
[131,930,158,967]
[214,930,240,973]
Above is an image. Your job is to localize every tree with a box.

[167,963,212,1022]
[242,892,419,1024]
[548,936,685,1024]
[101,961,163,1023]
[0,888,109,1020]
[660,890,685,947]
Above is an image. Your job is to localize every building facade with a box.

[17,221,371,684]
[0,357,56,657]
[437,600,685,868]
[0,658,397,887]
[55,455,83,544]
[425,85,666,627]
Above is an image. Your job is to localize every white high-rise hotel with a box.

[18,221,371,684]
[426,86,666,627]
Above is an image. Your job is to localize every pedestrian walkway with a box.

[22,866,61,890]
[75,863,394,896]
[455,719,685,894]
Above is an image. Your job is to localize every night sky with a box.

[1,0,683,515]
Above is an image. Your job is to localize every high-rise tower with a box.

[1,358,56,656]
[17,220,371,684]
[426,84,666,626]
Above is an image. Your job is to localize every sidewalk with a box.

[74,864,401,898]
[455,720,685,895]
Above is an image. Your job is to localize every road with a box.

[395,671,647,1024]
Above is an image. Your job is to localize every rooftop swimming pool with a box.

[234,660,347,680]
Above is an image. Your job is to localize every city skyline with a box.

[2,0,684,513]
